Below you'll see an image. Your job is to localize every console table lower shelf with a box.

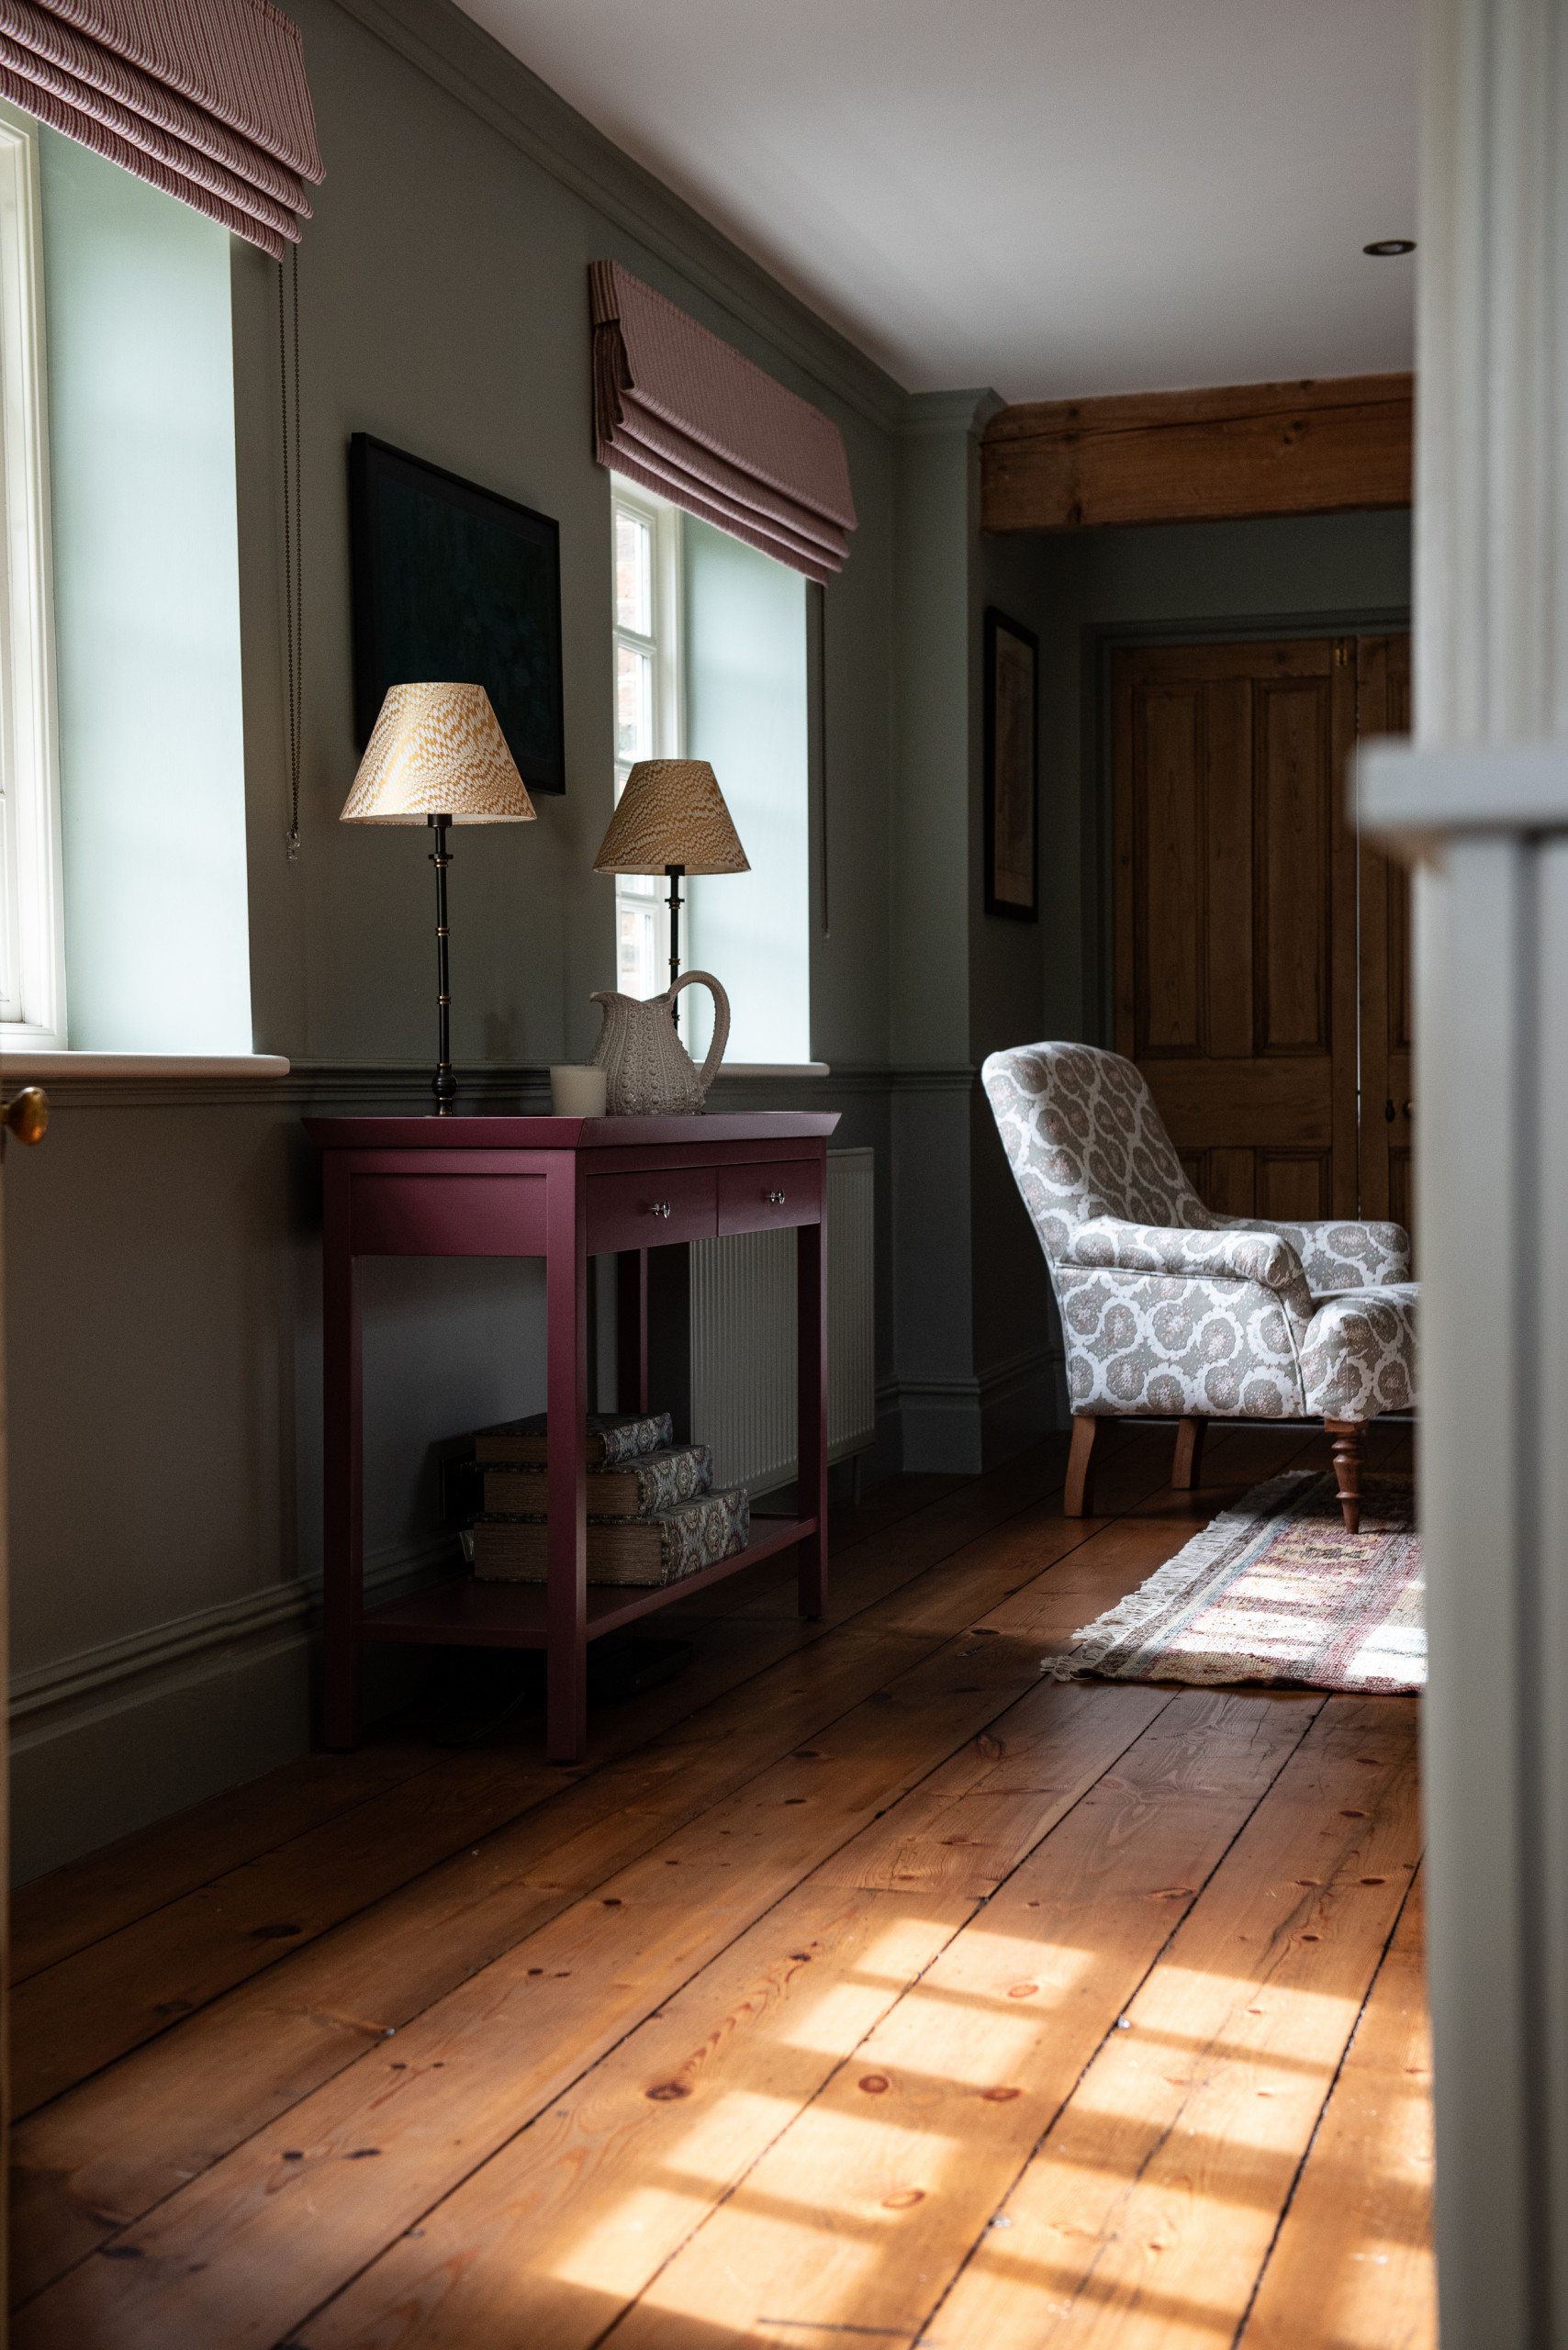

[357,1514,816,1646]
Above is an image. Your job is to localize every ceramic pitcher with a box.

[588,970,731,1115]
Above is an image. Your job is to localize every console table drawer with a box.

[718,1158,822,1235]
[588,1167,717,1252]
[351,1172,546,1255]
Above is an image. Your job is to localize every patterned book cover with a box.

[481,1444,712,1523]
[473,1409,674,1467]
[473,1485,750,1586]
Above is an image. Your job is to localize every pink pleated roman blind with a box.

[590,260,857,584]
[0,0,322,258]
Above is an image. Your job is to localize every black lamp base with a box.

[666,861,685,1028]
[430,812,455,1115]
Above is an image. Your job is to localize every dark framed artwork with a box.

[349,434,566,792]
[983,608,1038,920]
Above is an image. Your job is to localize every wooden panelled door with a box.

[1355,635,1414,1228]
[1113,632,1412,1230]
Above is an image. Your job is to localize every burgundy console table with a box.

[305,1111,839,1762]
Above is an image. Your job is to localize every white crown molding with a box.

[329,0,909,433]
[901,387,1005,441]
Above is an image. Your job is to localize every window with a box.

[0,100,65,1048]
[38,122,251,1052]
[609,478,812,1064]
[611,480,683,1002]
[681,518,810,1066]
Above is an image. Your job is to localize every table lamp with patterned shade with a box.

[592,758,749,1025]
[342,682,536,1113]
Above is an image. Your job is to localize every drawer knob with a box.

[647,1201,672,1219]
[767,1190,787,1204]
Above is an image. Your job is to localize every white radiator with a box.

[689,1147,875,1496]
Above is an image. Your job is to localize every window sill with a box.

[0,1051,291,1079]
[710,1063,830,1079]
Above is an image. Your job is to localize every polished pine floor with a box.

[10,1420,1431,2349]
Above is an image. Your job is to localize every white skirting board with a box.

[689,1147,875,1496]
[7,1536,455,1883]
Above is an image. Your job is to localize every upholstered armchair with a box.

[981,1042,1418,1531]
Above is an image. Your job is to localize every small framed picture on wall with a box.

[983,608,1038,920]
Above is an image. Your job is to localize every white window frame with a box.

[610,477,682,998]
[0,99,64,1048]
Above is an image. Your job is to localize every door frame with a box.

[1085,604,1412,1050]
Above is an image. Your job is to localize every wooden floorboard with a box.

[1239,1870,1435,2349]
[926,1695,1423,2348]
[512,1693,1324,2350]
[15,1444,1199,2301]
[12,1431,1166,2109]
[299,1679,1182,2350]
[7,1440,1110,2119]
[8,1427,1432,2350]
[7,1738,438,1985]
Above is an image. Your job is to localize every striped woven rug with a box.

[1046,1470,1422,1695]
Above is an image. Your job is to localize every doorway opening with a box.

[1110,630,1412,1237]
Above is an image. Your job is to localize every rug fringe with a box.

[1040,1471,1323,1682]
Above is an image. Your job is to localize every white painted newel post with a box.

[1361,3,1568,2342]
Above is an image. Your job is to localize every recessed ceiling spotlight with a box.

[1363,239,1416,256]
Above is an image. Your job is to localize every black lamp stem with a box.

[429,812,456,1114]
[666,860,685,1028]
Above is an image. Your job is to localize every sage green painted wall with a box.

[884,393,1066,1470]
[235,0,901,1080]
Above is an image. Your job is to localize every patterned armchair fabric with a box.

[1301,1283,1419,1418]
[982,1041,1417,1426]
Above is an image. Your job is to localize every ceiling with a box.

[455,0,1417,404]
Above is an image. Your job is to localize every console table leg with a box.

[547,1161,590,1762]
[322,1173,363,1751]
[796,1206,828,1618]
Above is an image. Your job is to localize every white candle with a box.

[550,1064,608,1117]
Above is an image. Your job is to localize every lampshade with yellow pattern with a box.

[592,758,749,874]
[341,682,537,824]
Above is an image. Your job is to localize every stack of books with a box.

[468,1409,750,1587]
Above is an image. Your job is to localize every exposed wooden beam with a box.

[981,373,1413,532]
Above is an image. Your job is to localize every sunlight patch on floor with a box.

[1321,2237,1437,2345]
[544,2180,723,2296]
[1134,1965,1363,2050]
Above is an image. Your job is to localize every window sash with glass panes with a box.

[611,480,682,1002]
[0,99,65,1046]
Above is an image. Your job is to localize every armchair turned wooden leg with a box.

[1065,1414,1103,1518]
[1325,1417,1364,1534]
[1172,1416,1207,1493]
